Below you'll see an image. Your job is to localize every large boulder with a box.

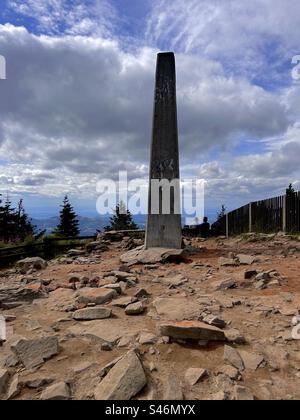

[0,369,9,395]
[76,288,117,305]
[0,282,48,308]
[94,351,146,400]
[120,247,188,266]
[159,320,226,342]
[16,257,47,274]
[11,336,59,370]
[73,307,112,321]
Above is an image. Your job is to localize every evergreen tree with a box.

[217,204,226,221]
[0,195,15,242]
[55,196,80,237]
[0,195,36,242]
[105,201,138,231]
[286,183,296,197]
[15,199,35,241]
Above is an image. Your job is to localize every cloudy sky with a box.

[0,0,300,220]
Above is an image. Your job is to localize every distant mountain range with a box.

[32,215,147,236]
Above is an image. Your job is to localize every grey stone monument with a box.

[145,52,182,249]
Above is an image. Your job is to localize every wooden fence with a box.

[0,236,96,267]
[212,192,300,236]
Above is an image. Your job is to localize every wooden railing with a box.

[212,192,300,237]
[0,236,96,267]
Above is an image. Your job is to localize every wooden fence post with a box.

[226,213,229,238]
[282,195,287,232]
[249,202,252,233]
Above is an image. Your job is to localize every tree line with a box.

[0,195,138,244]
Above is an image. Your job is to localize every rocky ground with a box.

[1,232,300,400]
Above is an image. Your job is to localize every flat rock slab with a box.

[224,345,245,371]
[239,351,264,371]
[67,318,141,345]
[218,257,239,267]
[159,320,226,342]
[0,283,48,307]
[76,288,117,305]
[162,275,188,288]
[112,296,137,308]
[11,336,59,370]
[41,382,70,400]
[72,307,112,321]
[152,297,202,321]
[163,374,183,400]
[94,351,146,400]
[120,247,188,266]
[237,254,256,265]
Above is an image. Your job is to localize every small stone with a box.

[72,307,112,321]
[244,270,258,280]
[203,315,226,329]
[101,342,113,351]
[255,272,270,281]
[134,288,150,299]
[255,280,267,290]
[224,345,245,371]
[25,377,54,389]
[218,365,240,380]
[139,332,157,345]
[237,255,256,265]
[185,368,208,386]
[225,329,246,344]
[112,296,137,308]
[234,385,254,401]
[214,279,237,291]
[103,284,122,294]
[210,391,227,400]
[125,301,145,315]
[41,382,71,400]
[218,257,238,267]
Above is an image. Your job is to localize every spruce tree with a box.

[55,196,80,238]
[105,201,138,231]
[0,196,15,242]
[286,183,296,197]
[16,199,35,241]
[217,204,226,221]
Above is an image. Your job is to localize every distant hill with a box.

[32,214,147,236]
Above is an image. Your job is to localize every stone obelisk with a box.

[145,52,182,249]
